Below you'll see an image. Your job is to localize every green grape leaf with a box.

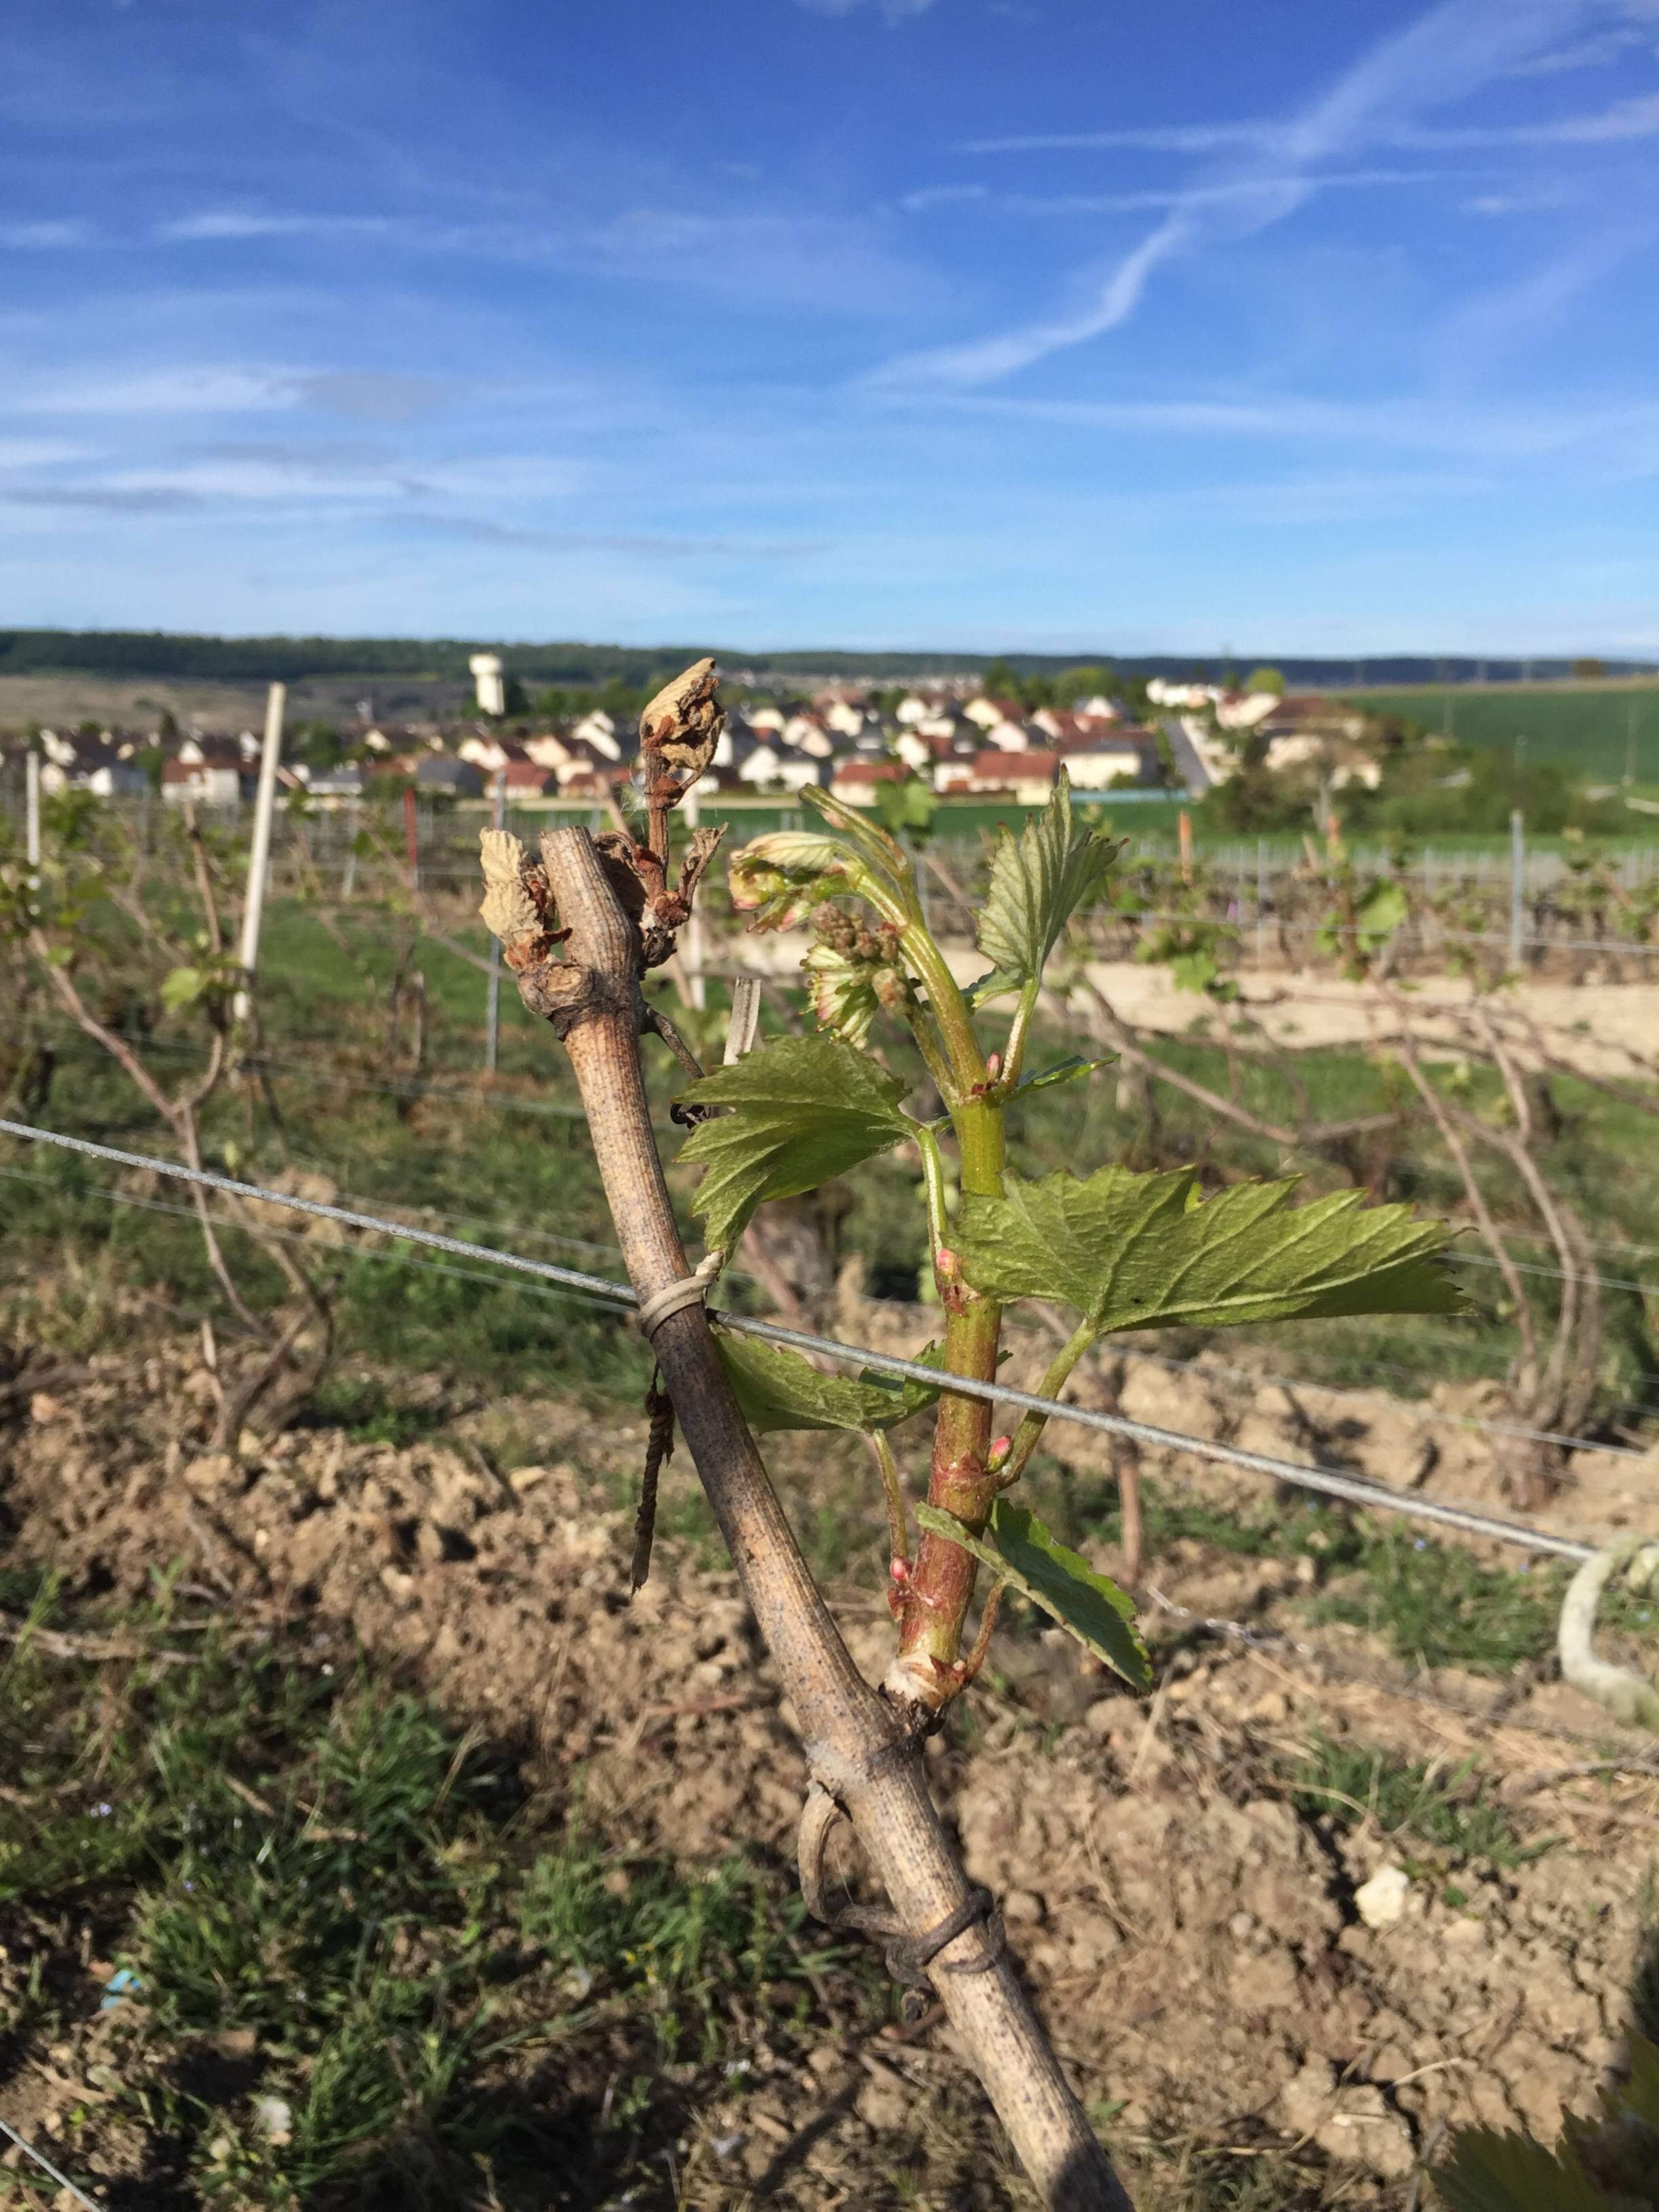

[1009,1054,1112,1101]
[873,773,939,841]
[716,1332,941,1434]
[161,965,205,1012]
[676,1033,913,1252]
[1435,2129,1603,2212]
[914,1498,1150,1687]
[956,1164,1465,1334]
[1357,882,1408,939]
[1169,949,1218,996]
[972,771,1118,1000]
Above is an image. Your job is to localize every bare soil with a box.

[4,1313,1658,2207]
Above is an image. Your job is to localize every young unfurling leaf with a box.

[914,1499,1150,1687]
[676,1033,914,1252]
[971,771,1118,1003]
[716,1332,942,1433]
[956,1164,1464,1336]
[1008,1053,1111,1101]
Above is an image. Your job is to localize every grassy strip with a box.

[0,1576,846,2209]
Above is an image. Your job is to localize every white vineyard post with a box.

[1510,808,1525,973]
[233,682,285,1023]
[25,747,41,874]
[486,768,506,1069]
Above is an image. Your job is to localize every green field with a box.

[1346,680,1659,785]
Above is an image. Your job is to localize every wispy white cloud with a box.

[400,513,823,558]
[2,448,582,512]
[959,124,1273,155]
[1431,223,1647,368]
[16,365,301,415]
[1464,185,1574,211]
[914,385,1659,465]
[901,184,989,212]
[15,364,451,420]
[873,0,1644,389]
[138,200,937,320]
[158,211,393,241]
[0,220,92,249]
[1504,21,1657,73]
[793,0,937,22]
[964,87,1659,158]
[0,438,90,468]
[1399,87,1659,141]
[871,215,1191,386]
[901,169,1452,218]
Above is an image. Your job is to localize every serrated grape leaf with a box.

[971,771,1118,1000]
[956,1164,1464,1334]
[161,965,205,1012]
[716,1332,942,1434]
[1010,1053,1111,1101]
[914,1499,1151,1687]
[676,1033,913,1252]
[1435,2129,1601,2212]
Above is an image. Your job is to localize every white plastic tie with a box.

[724,976,761,1065]
[636,1248,724,1340]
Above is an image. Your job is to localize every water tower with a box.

[469,653,506,717]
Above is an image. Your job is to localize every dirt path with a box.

[724,933,1659,1080]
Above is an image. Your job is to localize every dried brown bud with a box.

[638,656,725,785]
[478,829,542,949]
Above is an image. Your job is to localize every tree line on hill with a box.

[2,630,1651,691]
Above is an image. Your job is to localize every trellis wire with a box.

[0,2113,104,2209]
[7,1150,1658,1445]
[0,1119,1607,1564]
[22,1014,1659,1300]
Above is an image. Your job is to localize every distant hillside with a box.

[1,629,1653,690]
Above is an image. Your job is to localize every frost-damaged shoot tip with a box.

[475,661,727,993]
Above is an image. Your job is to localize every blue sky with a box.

[1,0,1656,656]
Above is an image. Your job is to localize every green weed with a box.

[1291,1729,1537,1868]
[1307,1524,1563,1676]
[0,1589,844,2207]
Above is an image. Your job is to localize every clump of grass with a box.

[299,1371,455,1449]
[1290,1729,1539,1868]
[1051,1463,1634,1684]
[1130,2139,1352,2211]
[1306,1523,1564,1676]
[1021,1458,1362,1566]
[0,1580,842,2208]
